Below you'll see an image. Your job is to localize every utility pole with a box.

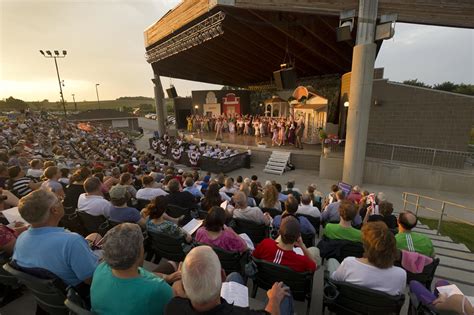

[95,83,101,110]
[72,94,77,111]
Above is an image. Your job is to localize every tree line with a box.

[402,80,474,96]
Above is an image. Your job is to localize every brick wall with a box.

[368,80,474,151]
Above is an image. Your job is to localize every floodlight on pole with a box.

[95,84,101,110]
[39,49,68,117]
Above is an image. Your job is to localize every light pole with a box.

[72,94,77,111]
[95,83,101,110]
[39,50,67,117]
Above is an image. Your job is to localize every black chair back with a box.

[0,252,19,287]
[77,212,108,235]
[207,245,248,276]
[323,279,405,315]
[261,208,281,218]
[64,287,93,315]
[301,233,315,247]
[231,219,268,245]
[296,214,320,236]
[166,204,192,225]
[395,256,440,289]
[148,231,187,262]
[225,192,234,198]
[3,263,68,315]
[59,210,87,236]
[198,210,208,219]
[136,198,151,210]
[251,258,313,315]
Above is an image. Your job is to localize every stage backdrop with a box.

[192,89,251,116]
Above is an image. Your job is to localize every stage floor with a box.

[181,131,325,156]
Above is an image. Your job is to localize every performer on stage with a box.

[186,116,193,132]
[215,118,223,141]
[295,116,305,149]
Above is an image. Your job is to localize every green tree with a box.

[433,81,457,92]
[402,79,431,88]
[0,96,29,110]
[453,84,474,96]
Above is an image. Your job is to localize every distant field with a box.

[27,99,154,111]
[470,127,474,145]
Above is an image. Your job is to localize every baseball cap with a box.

[109,185,128,200]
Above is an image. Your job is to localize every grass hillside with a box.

[27,99,154,112]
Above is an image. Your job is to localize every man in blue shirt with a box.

[13,189,99,287]
[108,185,146,228]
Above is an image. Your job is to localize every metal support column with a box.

[342,0,378,185]
[152,74,166,137]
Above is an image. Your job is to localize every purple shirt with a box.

[195,227,246,253]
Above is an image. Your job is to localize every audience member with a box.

[201,182,223,212]
[323,200,362,242]
[259,184,282,211]
[230,192,271,226]
[41,166,65,198]
[296,193,321,218]
[26,159,43,179]
[329,222,406,296]
[365,200,398,230]
[183,177,204,199]
[8,165,41,198]
[273,196,316,235]
[396,211,434,257]
[143,196,191,242]
[219,177,236,195]
[321,190,345,224]
[282,180,301,202]
[196,206,247,253]
[108,185,145,227]
[136,175,168,200]
[253,216,317,272]
[166,246,293,315]
[0,223,28,256]
[13,190,99,287]
[165,179,197,209]
[91,223,173,315]
[346,185,362,204]
[118,172,137,198]
[77,177,112,217]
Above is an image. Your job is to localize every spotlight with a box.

[46,50,52,56]
[54,50,60,56]
[336,9,356,42]
[39,50,45,55]
[63,50,67,56]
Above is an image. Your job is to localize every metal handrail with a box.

[370,142,471,155]
[402,192,474,235]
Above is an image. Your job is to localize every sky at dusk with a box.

[1,0,473,103]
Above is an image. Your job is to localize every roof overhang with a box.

[144,0,474,87]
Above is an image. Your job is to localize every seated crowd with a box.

[0,114,470,315]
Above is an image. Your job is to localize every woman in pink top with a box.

[196,206,247,253]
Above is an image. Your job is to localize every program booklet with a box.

[182,219,203,235]
[221,281,249,307]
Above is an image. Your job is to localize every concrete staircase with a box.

[412,224,474,296]
[263,151,291,175]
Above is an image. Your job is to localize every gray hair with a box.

[103,223,144,270]
[182,246,222,305]
[233,191,248,209]
[18,190,58,224]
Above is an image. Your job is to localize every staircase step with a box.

[264,169,284,175]
[437,255,474,271]
[412,227,440,235]
[435,248,474,261]
[435,266,474,286]
[432,240,470,252]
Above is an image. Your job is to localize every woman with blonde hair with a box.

[259,184,281,211]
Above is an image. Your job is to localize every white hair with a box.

[182,246,222,305]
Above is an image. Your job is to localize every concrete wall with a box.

[318,155,474,195]
[369,80,474,151]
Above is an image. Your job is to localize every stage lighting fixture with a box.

[336,9,356,42]
[54,50,60,56]
[46,50,52,56]
[63,50,67,56]
[39,50,45,55]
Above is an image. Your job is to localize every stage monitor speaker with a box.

[273,68,297,90]
[166,86,177,98]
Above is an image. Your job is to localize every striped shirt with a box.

[10,177,33,197]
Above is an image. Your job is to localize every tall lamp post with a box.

[72,94,77,111]
[39,50,67,117]
[95,83,101,110]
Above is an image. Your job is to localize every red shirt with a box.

[252,238,316,272]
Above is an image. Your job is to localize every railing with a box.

[366,142,471,169]
[402,192,474,235]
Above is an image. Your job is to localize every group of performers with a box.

[186,114,305,149]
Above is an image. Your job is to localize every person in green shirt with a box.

[395,211,434,257]
[324,200,362,243]
[91,223,175,315]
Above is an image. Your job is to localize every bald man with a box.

[165,246,293,315]
[395,211,434,257]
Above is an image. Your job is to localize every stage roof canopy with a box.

[144,0,474,87]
